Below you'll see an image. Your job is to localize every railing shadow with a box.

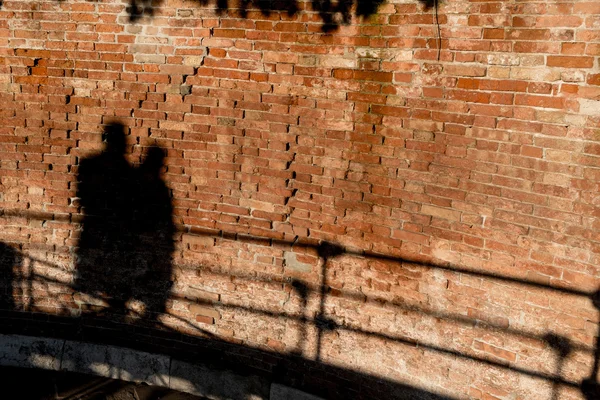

[1,213,599,398]
[0,122,598,399]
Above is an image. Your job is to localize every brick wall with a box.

[0,0,599,399]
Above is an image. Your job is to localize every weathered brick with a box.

[1,5,598,400]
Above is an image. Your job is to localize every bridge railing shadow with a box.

[0,208,599,399]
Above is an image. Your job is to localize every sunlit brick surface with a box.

[0,1,599,399]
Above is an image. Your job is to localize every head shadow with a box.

[102,122,127,155]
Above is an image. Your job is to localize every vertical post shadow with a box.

[0,242,20,311]
[315,241,344,361]
[581,290,600,399]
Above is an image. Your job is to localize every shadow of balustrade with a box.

[0,209,598,399]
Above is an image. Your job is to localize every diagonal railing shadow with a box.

[0,208,599,399]
[13,258,596,392]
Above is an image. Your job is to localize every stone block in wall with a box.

[189,304,221,320]
[283,251,314,273]
[186,286,221,302]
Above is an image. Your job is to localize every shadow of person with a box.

[75,123,174,329]
[0,242,21,311]
[130,146,174,326]
[74,122,137,320]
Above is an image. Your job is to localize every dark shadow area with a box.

[582,290,600,399]
[0,0,434,31]
[0,242,20,311]
[74,122,174,327]
[0,318,453,400]
[0,119,598,398]
[124,0,415,31]
[0,207,598,398]
[0,366,205,400]
[0,228,598,399]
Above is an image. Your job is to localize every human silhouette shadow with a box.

[130,146,174,325]
[74,123,174,326]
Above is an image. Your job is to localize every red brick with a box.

[547,56,595,68]
[1,6,598,400]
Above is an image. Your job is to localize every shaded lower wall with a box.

[0,333,450,400]
[0,227,598,400]
[1,0,600,399]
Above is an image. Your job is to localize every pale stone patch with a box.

[284,251,313,273]
[564,113,587,127]
[487,54,519,66]
[318,55,356,69]
[542,173,571,187]
[579,99,600,116]
[240,198,275,213]
[134,54,167,64]
[520,55,545,66]
[183,55,206,66]
[421,204,462,222]
[511,67,561,81]
[535,110,566,124]
[488,66,510,78]
[561,70,585,82]
[355,48,412,61]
